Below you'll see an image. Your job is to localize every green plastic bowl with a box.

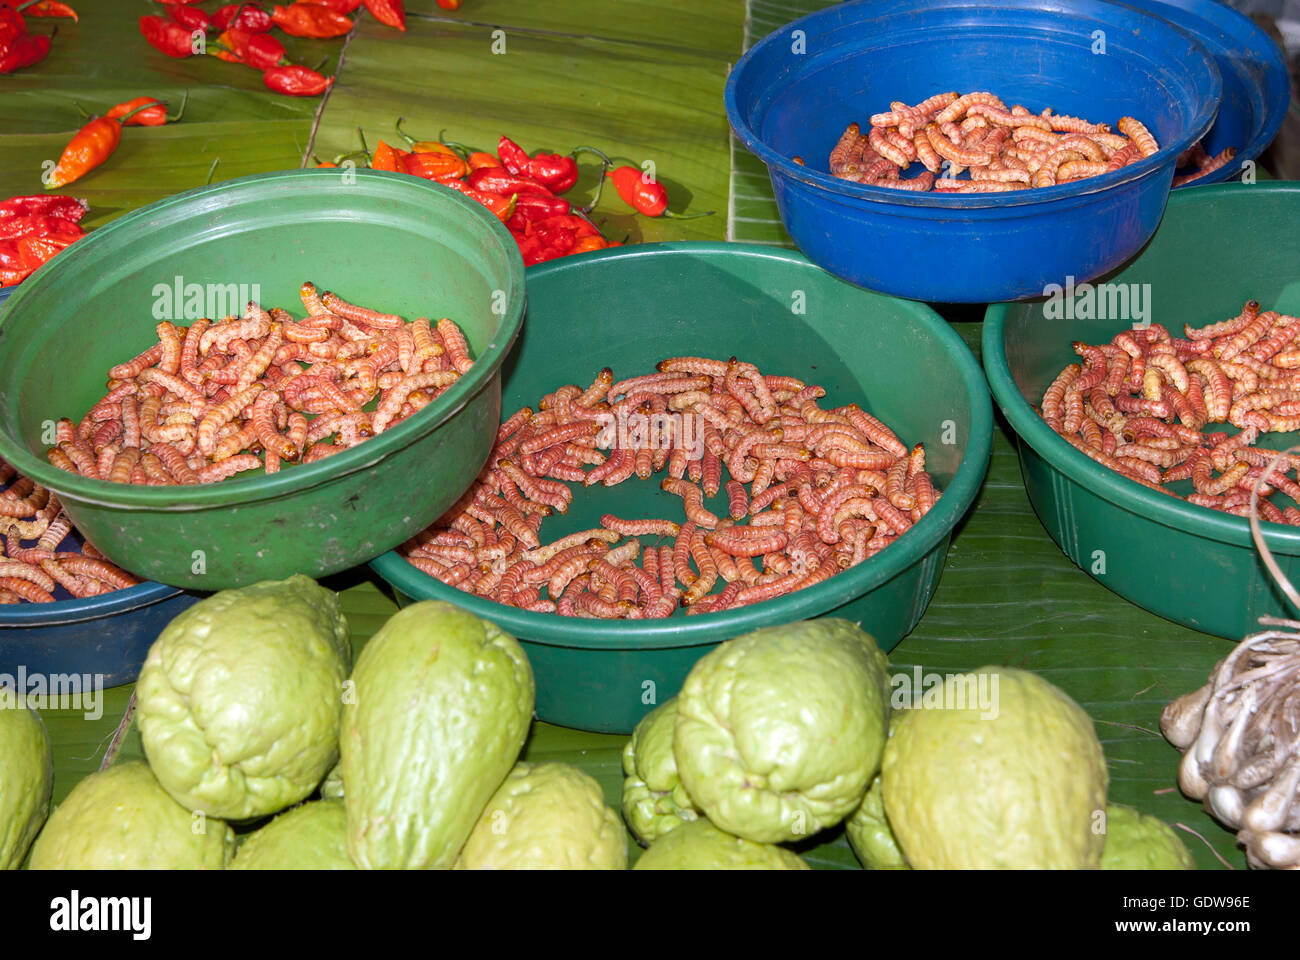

[984,183,1300,639]
[371,243,993,733]
[0,170,524,590]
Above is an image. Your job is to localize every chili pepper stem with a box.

[115,101,160,124]
[438,131,476,159]
[394,116,418,147]
[168,89,189,124]
[204,156,220,186]
[572,145,614,166]
[661,209,716,220]
[571,146,613,214]
[72,100,157,125]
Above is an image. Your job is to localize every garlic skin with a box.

[1161,682,1213,750]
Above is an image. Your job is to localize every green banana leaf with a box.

[13,0,1250,871]
[310,13,734,242]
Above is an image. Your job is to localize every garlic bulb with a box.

[1160,626,1300,870]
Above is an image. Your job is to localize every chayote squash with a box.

[229,800,354,870]
[621,697,698,846]
[882,666,1108,869]
[136,575,351,822]
[633,818,809,870]
[340,600,534,869]
[1100,803,1195,870]
[673,618,891,844]
[456,762,626,870]
[0,700,52,869]
[28,762,235,869]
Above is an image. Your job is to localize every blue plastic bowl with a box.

[1128,0,1289,185]
[725,0,1223,302]
[0,283,196,687]
[0,587,199,687]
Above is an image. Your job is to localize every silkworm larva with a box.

[868,125,912,167]
[925,123,990,168]
[935,91,1006,123]
[0,577,54,602]
[1117,117,1158,157]
[661,478,720,528]
[197,454,262,482]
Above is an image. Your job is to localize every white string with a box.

[1249,445,1300,616]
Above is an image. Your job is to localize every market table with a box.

[3,0,1246,869]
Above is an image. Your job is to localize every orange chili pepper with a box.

[570,236,609,255]
[105,91,188,127]
[467,151,500,170]
[362,0,404,31]
[44,103,152,190]
[401,151,468,182]
[393,118,466,158]
[21,1,78,21]
[271,3,353,39]
[369,139,409,172]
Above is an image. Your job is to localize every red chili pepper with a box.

[512,230,550,267]
[216,27,286,70]
[21,1,77,21]
[511,194,571,222]
[0,213,80,240]
[467,166,555,198]
[436,0,462,9]
[534,212,600,240]
[527,152,579,194]
[362,0,403,30]
[0,239,25,270]
[0,194,87,221]
[305,0,362,12]
[0,4,25,41]
[441,179,516,222]
[139,14,198,58]
[17,231,78,273]
[607,165,665,216]
[272,3,352,38]
[262,63,333,96]
[212,2,272,32]
[496,136,531,177]
[0,29,48,73]
[0,199,82,282]
[605,164,714,219]
[167,3,209,31]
